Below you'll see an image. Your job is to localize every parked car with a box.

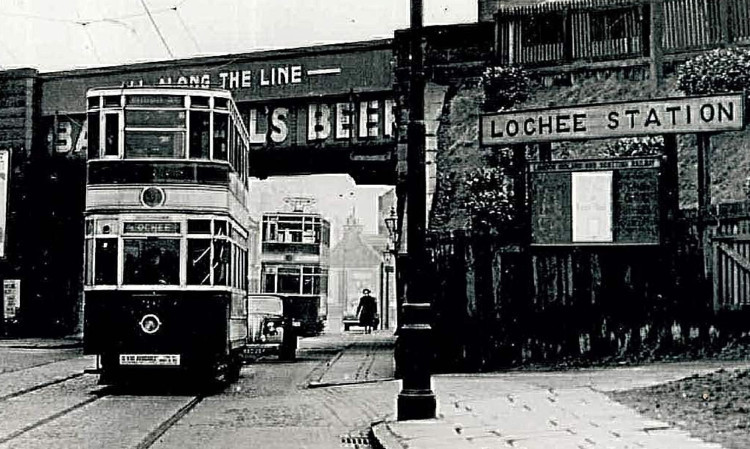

[244,295,299,361]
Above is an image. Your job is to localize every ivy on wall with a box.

[677,47,750,96]
[481,66,531,112]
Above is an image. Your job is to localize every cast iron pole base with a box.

[398,388,437,421]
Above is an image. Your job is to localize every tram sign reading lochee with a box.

[480,93,745,145]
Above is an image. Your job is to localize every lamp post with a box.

[384,208,399,330]
[395,0,437,421]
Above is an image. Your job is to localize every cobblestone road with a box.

[0,332,397,449]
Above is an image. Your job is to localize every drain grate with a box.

[339,433,372,448]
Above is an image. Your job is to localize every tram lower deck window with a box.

[94,239,118,284]
[123,238,180,285]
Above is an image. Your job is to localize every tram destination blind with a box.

[529,157,662,245]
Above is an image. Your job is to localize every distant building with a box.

[328,216,395,333]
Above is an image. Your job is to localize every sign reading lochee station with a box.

[481,93,745,145]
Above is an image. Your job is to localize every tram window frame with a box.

[187,237,212,285]
[103,95,121,108]
[94,238,118,285]
[214,97,228,110]
[213,112,229,161]
[103,112,120,158]
[87,111,100,160]
[213,238,230,286]
[277,266,302,294]
[87,97,100,110]
[122,237,181,285]
[188,109,211,159]
[84,237,94,285]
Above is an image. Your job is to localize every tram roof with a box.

[86,86,233,99]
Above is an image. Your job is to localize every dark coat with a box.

[357,294,377,326]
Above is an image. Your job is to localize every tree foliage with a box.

[481,66,532,112]
[463,166,515,231]
[677,47,750,96]
[601,136,665,158]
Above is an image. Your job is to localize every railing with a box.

[495,0,750,67]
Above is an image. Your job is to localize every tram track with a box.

[0,372,86,402]
[135,394,205,449]
[0,374,109,447]
[0,371,208,449]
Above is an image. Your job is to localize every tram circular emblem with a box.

[139,314,162,334]
[141,187,165,207]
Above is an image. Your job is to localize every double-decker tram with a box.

[260,203,330,336]
[83,86,255,383]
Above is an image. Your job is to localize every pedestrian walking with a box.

[356,288,377,334]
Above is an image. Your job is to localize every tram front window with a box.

[125,132,185,158]
[123,238,180,285]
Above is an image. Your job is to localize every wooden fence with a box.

[495,0,750,67]
[424,203,750,372]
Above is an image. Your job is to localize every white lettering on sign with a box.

[124,65,316,90]
[359,100,379,138]
[308,104,331,141]
[480,93,745,145]
[248,109,266,144]
[51,118,88,154]
[336,102,354,139]
[270,108,288,144]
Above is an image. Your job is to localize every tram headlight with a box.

[139,314,162,334]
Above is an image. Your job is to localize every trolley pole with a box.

[396,0,437,421]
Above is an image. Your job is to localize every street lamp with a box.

[382,207,399,331]
[395,0,436,421]
[384,207,399,252]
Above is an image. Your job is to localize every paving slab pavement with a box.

[371,361,750,449]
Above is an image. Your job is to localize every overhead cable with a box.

[139,0,176,59]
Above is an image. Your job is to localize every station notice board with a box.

[529,157,662,245]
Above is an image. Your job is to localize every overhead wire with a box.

[73,0,101,63]
[139,0,176,59]
[173,5,201,53]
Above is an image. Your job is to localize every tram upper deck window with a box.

[87,112,100,159]
[213,113,228,160]
[87,97,100,110]
[103,96,121,108]
[125,132,185,158]
[104,114,119,157]
[126,110,186,128]
[190,96,209,108]
[189,110,210,159]
[214,97,228,110]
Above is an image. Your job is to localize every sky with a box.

[0,0,476,242]
[0,0,477,72]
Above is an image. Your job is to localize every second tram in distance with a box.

[83,86,257,383]
[260,205,330,336]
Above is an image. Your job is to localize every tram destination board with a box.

[529,157,662,246]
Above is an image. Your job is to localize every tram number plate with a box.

[119,354,181,366]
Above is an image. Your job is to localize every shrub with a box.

[463,166,515,231]
[481,66,531,112]
[677,47,750,96]
[601,136,665,158]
